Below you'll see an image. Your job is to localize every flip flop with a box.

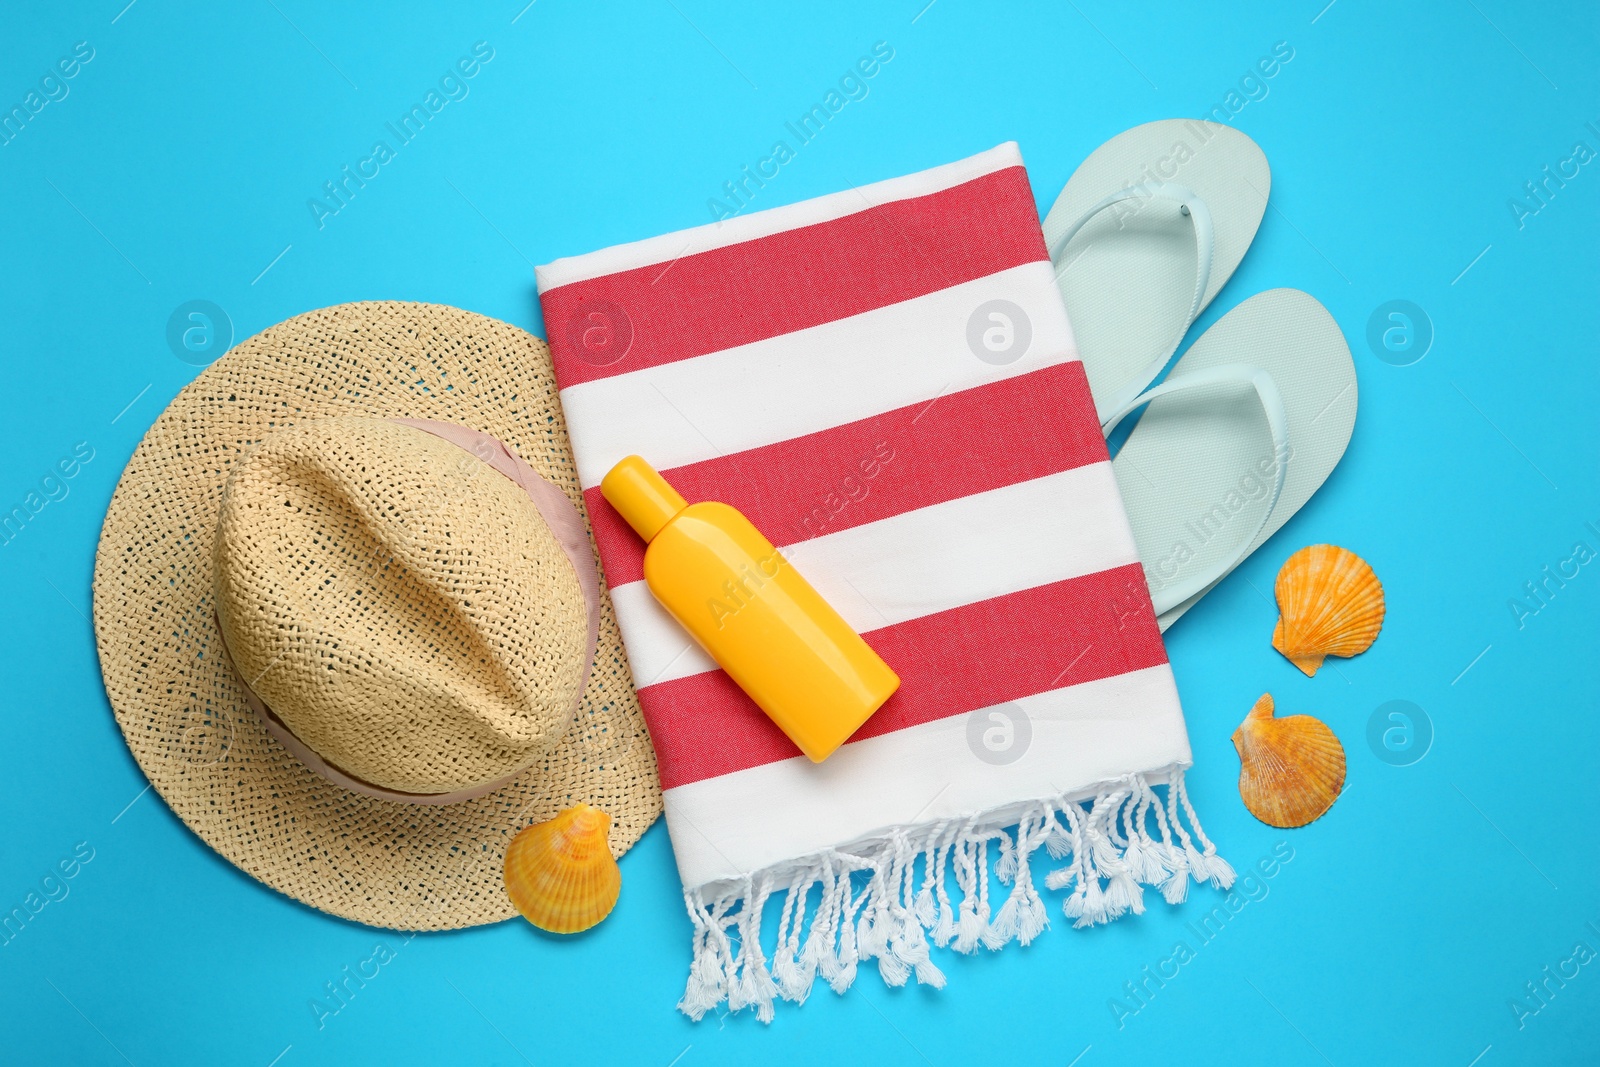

[1041,119,1270,422]
[1103,289,1356,630]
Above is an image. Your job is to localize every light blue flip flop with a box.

[1104,289,1357,630]
[1042,119,1270,423]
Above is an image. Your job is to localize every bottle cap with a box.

[601,456,687,543]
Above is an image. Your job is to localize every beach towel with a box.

[535,143,1234,1020]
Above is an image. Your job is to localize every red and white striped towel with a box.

[537,143,1233,1020]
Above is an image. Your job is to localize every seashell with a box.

[503,803,621,934]
[1271,544,1385,677]
[1232,693,1345,828]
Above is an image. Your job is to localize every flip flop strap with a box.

[1101,364,1290,616]
[1048,182,1216,424]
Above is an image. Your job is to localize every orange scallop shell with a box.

[503,804,621,934]
[1271,544,1385,677]
[1232,694,1345,828]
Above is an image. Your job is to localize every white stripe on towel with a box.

[611,462,1139,687]
[557,262,1078,488]
[536,144,1024,291]
[663,664,1191,887]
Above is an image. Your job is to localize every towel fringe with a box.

[676,768,1234,1021]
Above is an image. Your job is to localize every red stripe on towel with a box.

[543,167,1047,388]
[639,562,1165,790]
[587,361,1104,589]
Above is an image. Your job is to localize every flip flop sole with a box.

[1109,288,1357,630]
[1042,119,1270,415]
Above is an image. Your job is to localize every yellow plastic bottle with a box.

[601,455,900,762]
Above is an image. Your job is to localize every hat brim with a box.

[91,301,662,930]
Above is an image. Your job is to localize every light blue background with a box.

[3,1,1596,1064]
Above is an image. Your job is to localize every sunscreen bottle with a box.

[601,456,899,762]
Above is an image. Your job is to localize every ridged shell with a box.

[1232,694,1345,828]
[503,804,621,934]
[1271,544,1385,676]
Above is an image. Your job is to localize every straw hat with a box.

[92,301,661,930]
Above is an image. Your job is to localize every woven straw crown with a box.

[214,417,591,796]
